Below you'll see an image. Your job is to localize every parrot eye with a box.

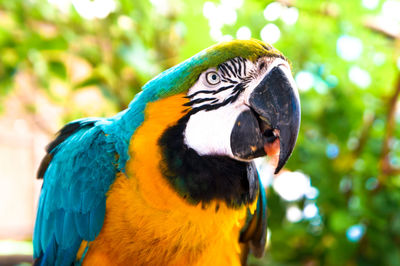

[205,71,221,85]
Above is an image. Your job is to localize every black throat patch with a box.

[158,115,259,208]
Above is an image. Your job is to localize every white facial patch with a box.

[184,104,248,157]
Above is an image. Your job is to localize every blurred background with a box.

[0,0,400,265]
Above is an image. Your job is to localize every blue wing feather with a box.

[41,235,56,265]
[33,118,119,265]
[74,212,90,239]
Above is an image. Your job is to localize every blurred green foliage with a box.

[1,0,400,265]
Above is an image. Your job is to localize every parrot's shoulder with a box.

[33,117,122,265]
[37,116,128,179]
[37,118,99,179]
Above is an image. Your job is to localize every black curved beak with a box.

[249,66,300,174]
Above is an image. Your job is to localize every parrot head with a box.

[182,46,300,174]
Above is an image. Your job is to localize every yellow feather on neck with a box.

[80,94,251,265]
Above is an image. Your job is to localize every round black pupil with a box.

[211,74,217,80]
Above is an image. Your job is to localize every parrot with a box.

[33,39,300,266]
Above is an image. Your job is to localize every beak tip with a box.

[273,132,298,175]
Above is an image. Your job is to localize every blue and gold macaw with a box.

[33,39,300,265]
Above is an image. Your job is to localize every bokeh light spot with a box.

[373,52,386,66]
[204,0,239,41]
[303,203,319,219]
[48,0,71,13]
[260,23,281,44]
[337,35,363,61]
[382,0,400,23]
[203,1,216,19]
[221,0,244,9]
[326,144,339,159]
[273,171,310,201]
[389,153,400,168]
[349,66,371,89]
[347,137,359,151]
[346,224,366,242]
[263,2,283,21]
[72,0,116,20]
[149,0,170,15]
[286,206,303,222]
[339,178,352,193]
[305,187,319,199]
[365,177,379,190]
[295,71,314,92]
[254,158,275,187]
[236,26,251,40]
[362,0,380,10]
[281,7,299,25]
[117,15,134,30]
[219,5,237,26]
[209,27,223,41]
[314,80,329,94]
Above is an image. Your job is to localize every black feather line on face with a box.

[158,114,258,207]
[183,97,216,107]
[188,94,235,115]
[236,59,242,77]
[219,64,230,77]
[232,82,246,94]
[223,77,238,84]
[186,84,235,99]
[212,84,235,95]
[186,82,247,116]
[186,89,215,98]
[241,57,247,77]
[231,60,238,77]
[224,63,237,78]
